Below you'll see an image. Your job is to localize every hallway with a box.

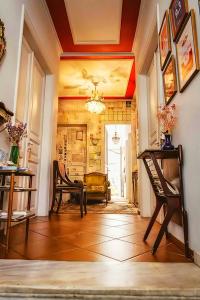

[2,214,190,262]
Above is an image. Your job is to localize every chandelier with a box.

[85,82,106,114]
[112,131,120,144]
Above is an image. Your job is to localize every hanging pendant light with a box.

[112,130,120,144]
[85,82,106,114]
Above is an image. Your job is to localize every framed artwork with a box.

[159,11,172,70]
[0,19,6,63]
[76,130,83,141]
[162,55,177,105]
[176,10,200,92]
[169,0,188,41]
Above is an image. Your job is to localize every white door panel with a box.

[27,57,45,211]
[16,39,32,124]
[15,38,45,212]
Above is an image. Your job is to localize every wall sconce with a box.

[90,134,100,146]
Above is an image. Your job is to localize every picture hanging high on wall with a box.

[176,10,199,92]
[169,0,188,41]
[0,19,6,63]
[162,55,177,105]
[159,11,172,70]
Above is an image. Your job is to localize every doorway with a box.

[105,124,132,203]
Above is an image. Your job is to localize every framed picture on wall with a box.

[176,10,200,92]
[162,55,177,105]
[76,130,83,141]
[159,11,172,70]
[169,0,188,41]
[0,19,6,63]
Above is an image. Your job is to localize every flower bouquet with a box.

[157,104,176,150]
[6,120,27,164]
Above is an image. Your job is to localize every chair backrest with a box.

[84,172,107,191]
[53,160,83,188]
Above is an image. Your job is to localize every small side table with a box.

[0,170,36,250]
[137,145,190,257]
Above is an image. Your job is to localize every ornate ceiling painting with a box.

[59,57,135,99]
[45,0,140,99]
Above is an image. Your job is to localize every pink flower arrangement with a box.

[6,120,27,145]
[157,104,176,133]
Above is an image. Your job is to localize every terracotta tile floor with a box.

[0,213,192,262]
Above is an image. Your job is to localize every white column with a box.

[137,75,152,217]
[37,75,57,216]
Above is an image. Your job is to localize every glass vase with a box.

[161,134,174,150]
[9,145,19,165]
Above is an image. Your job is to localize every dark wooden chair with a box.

[50,160,87,217]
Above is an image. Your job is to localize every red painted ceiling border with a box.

[125,60,135,98]
[59,56,135,100]
[45,0,141,52]
[60,55,134,60]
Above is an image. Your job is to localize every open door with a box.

[105,124,131,202]
[15,38,45,212]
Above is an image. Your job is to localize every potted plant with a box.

[157,104,176,150]
[6,120,27,165]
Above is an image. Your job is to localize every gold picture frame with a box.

[0,19,6,63]
[176,10,200,92]
[162,55,177,105]
[169,0,189,41]
[159,11,172,70]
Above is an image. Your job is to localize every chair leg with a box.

[105,192,108,206]
[50,186,56,213]
[56,191,62,213]
[84,190,87,215]
[80,190,84,218]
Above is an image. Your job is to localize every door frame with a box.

[104,123,132,201]
[13,7,59,216]
[136,20,159,217]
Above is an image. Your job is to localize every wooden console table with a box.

[0,170,36,250]
[138,145,190,257]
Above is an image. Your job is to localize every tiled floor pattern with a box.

[0,213,191,262]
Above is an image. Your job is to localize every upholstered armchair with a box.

[84,172,110,205]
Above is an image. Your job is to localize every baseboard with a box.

[194,251,200,267]
[167,232,194,260]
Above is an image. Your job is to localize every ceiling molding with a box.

[64,0,122,45]
[45,0,141,53]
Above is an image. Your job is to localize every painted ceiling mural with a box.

[59,58,135,99]
[46,0,140,99]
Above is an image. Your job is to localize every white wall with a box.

[134,0,200,255]
[0,0,61,215]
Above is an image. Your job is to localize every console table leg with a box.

[143,200,163,241]
[152,206,175,254]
